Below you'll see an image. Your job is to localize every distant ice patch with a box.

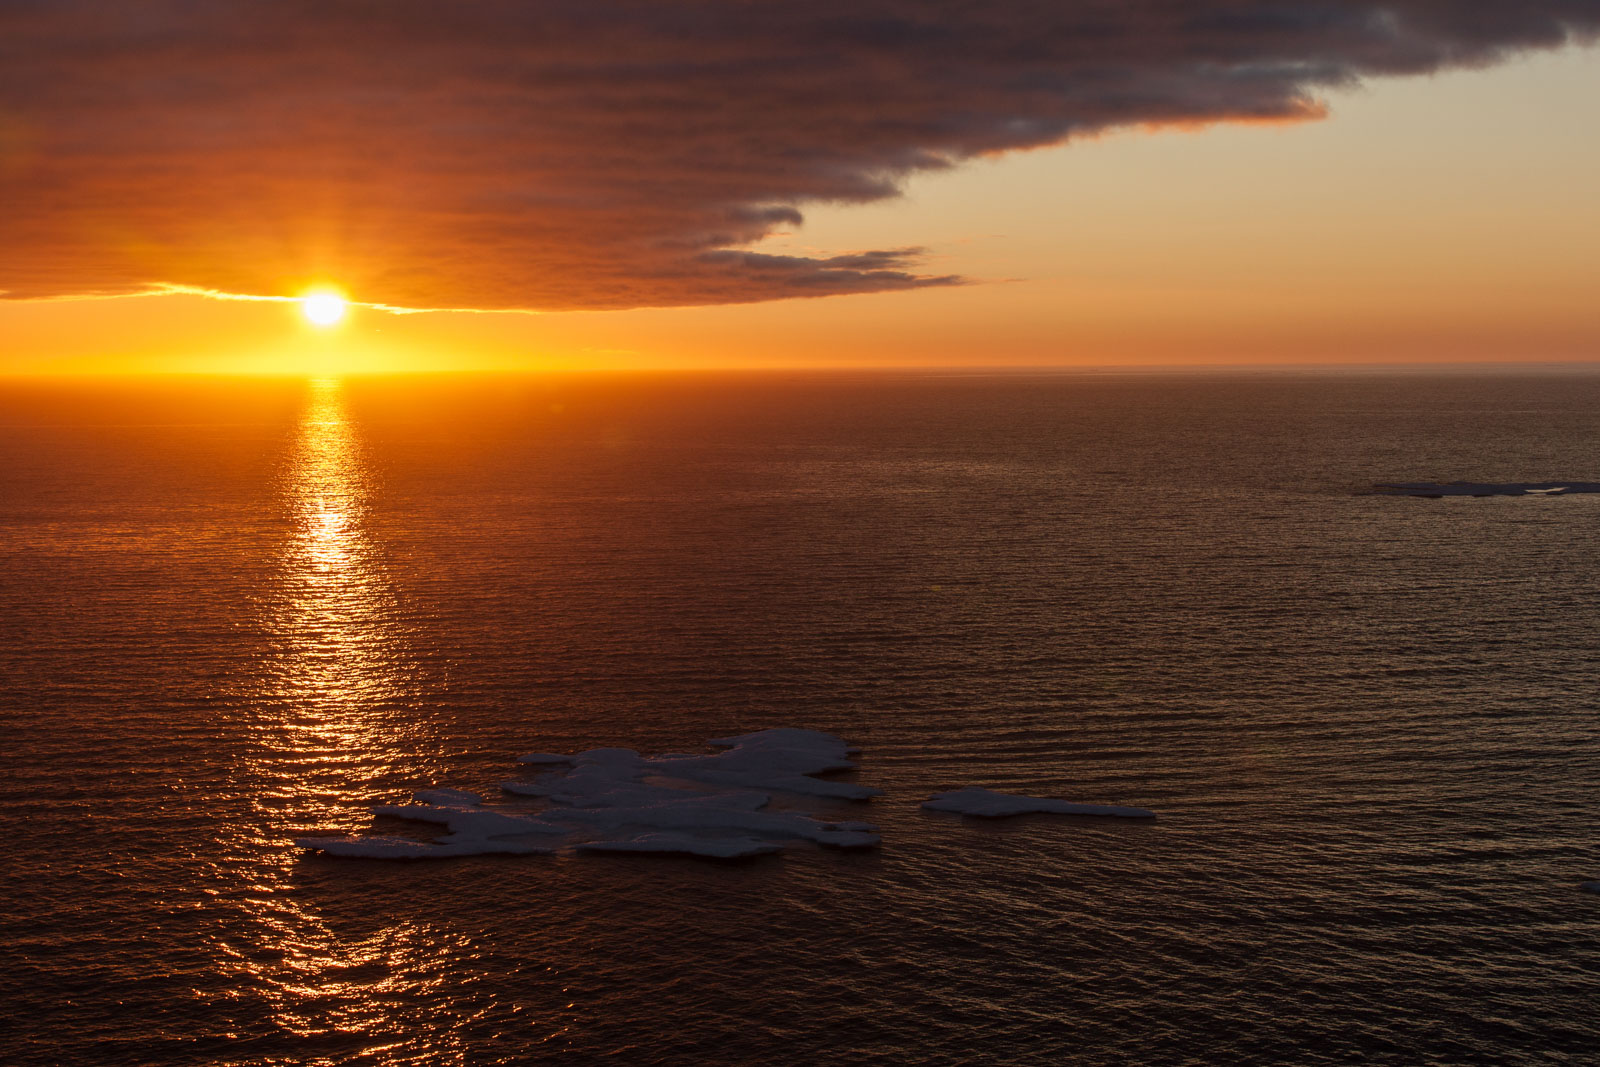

[1370,481,1600,498]
[922,786,1155,819]
[298,728,881,861]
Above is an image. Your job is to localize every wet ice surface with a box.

[297,728,883,860]
[1371,481,1600,497]
[922,786,1156,819]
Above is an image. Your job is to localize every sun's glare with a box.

[301,291,348,327]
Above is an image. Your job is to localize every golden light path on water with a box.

[209,379,476,1064]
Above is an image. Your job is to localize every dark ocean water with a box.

[3,371,1599,1065]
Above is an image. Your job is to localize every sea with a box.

[3,370,1598,1065]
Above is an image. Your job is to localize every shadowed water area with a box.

[3,371,1599,1064]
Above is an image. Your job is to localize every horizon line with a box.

[5,359,1600,382]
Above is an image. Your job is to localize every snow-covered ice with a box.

[412,788,484,806]
[646,728,882,800]
[302,834,556,860]
[554,795,880,848]
[298,732,1168,861]
[296,786,567,859]
[369,802,567,838]
[1370,481,1600,498]
[577,833,785,858]
[298,728,881,861]
[922,786,1155,819]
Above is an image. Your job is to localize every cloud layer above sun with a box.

[2,1,1595,311]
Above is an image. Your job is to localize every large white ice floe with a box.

[1370,481,1600,498]
[297,728,882,861]
[921,786,1155,819]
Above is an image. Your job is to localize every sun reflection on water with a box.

[276,377,407,710]
[208,378,472,1063]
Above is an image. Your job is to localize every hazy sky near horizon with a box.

[2,2,1598,373]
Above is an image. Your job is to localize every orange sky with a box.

[3,44,1596,375]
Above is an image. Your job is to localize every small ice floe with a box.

[576,833,785,859]
[412,788,484,806]
[304,834,557,860]
[298,728,881,861]
[1370,481,1600,498]
[296,787,566,860]
[555,793,881,849]
[651,728,882,801]
[922,786,1155,819]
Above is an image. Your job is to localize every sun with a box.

[300,290,348,327]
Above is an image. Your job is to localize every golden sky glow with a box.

[2,46,1596,375]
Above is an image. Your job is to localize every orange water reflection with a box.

[274,377,410,712]
[211,379,469,1062]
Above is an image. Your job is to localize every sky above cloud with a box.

[3,0,1598,314]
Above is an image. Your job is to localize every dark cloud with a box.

[1,1,1595,310]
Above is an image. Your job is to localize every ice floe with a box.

[921,786,1156,819]
[577,833,785,859]
[298,730,1166,862]
[1370,481,1600,498]
[412,788,485,806]
[306,834,556,860]
[298,728,881,861]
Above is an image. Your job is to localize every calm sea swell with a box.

[3,372,1599,1064]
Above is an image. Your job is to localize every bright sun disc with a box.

[301,292,347,327]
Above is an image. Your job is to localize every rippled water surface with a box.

[4,371,1600,1065]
